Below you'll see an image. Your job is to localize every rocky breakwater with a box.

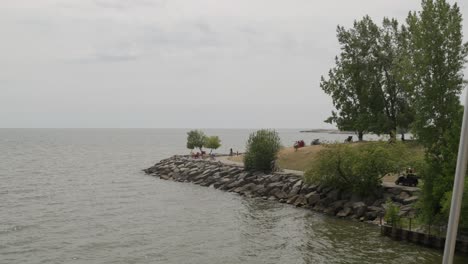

[143,156,419,222]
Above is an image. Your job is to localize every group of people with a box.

[190,148,239,160]
[293,140,306,151]
[190,151,207,159]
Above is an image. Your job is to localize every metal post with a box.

[442,91,468,264]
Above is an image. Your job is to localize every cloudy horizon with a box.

[1,0,467,128]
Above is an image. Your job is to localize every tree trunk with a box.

[358,131,364,141]
[401,133,405,141]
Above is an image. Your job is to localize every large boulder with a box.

[325,200,346,216]
[299,184,317,194]
[403,196,418,205]
[326,189,341,201]
[352,202,368,218]
[305,192,321,206]
[287,195,299,204]
[337,207,353,217]
[365,211,378,221]
[271,189,288,200]
[226,179,245,189]
[394,191,411,203]
[265,182,284,193]
[235,183,258,194]
[288,180,303,197]
[293,195,308,207]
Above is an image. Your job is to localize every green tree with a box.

[374,18,414,140]
[321,16,381,141]
[244,129,281,172]
[205,136,221,153]
[186,130,207,152]
[322,16,414,141]
[441,178,468,230]
[405,0,468,225]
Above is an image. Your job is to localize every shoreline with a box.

[144,155,419,224]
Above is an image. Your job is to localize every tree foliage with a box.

[321,16,379,141]
[186,130,207,151]
[321,16,414,140]
[205,136,221,153]
[320,0,468,226]
[441,178,468,230]
[244,129,281,172]
[405,0,468,225]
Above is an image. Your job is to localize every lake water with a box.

[1,128,466,264]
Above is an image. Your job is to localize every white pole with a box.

[442,91,468,264]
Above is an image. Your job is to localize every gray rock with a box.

[388,187,402,195]
[367,206,383,212]
[324,207,339,215]
[227,179,245,189]
[237,183,257,193]
[317,197,335,207]
[288,180,303,197]
[271,189,288,200]
[287,195,299,204]
[305,192,321,206]
[352,202,367,218]
[372,199,386,207]
[299,184,317,194]
[265,182,284,193]
[200,178,216,186]
[365,211,378,221]
[337,207,353,217]
[160,175,171,180]
[293,196,308,207]
[403,196,419,205]
[326,189,341,201]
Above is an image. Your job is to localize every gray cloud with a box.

[0,0,467,128]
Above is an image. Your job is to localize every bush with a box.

[304,142,415,195]
[205,136,221,153]
[244,129,281,172]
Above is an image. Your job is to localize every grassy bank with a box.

[229,141,424,182]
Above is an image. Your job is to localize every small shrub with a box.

[305,142,414,195]
[384,200,401,226]
[244,129,281,172]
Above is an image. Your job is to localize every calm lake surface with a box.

[1,128,466,264]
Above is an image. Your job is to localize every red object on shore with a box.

[294,140,305,150]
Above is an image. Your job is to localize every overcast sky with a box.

[1,0,467,128]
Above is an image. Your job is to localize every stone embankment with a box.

[144,156,419,222]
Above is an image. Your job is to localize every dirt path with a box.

[215,156,304,176]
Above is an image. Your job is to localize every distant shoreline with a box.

[299,129,354,134]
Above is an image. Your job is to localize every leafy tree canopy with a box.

[186,130,207,151]
[205,136,221,153]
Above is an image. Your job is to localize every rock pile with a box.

[144,156,419,222]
